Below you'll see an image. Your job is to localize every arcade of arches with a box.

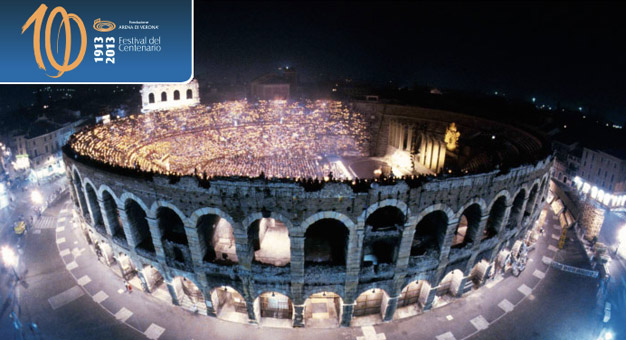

[69,171,549,328]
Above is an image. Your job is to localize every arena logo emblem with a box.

[21,4,87,78]
[93,18,116,32]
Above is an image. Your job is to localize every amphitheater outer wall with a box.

[62,104,552,327]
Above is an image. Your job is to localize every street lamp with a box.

[30,190,43,205]
[1,246,19,280]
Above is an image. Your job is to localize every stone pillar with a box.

[422,288,438,311]
[117,207,140,248]
[166,281,180,305]
[344,228,364,303]
[455,277,468,298]
[184,226,204,270]
[394,226,415,274]
[97,198,115,236]
[136,269,151,293]
[290,235,305,280]
[233,223,252,271]
[146,216,167,261]
[341,303,354,327]
[438,219,459,264]
[383,296,399,321]
[293,304,305,327]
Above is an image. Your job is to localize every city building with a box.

[11,116,82,180]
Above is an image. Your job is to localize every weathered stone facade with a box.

[62,104,552,328]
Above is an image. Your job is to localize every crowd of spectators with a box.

[70,100,372,179]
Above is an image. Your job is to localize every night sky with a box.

[196,1,626,121]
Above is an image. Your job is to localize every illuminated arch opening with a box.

[248,217,290,266]
[211,286,248,323]
[304,292,342,328]
[196,214,238,264]
[452,204,481,248]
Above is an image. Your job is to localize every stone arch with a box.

[100,188,127,245]
[192,209,238,264]
[301,211,356,233]
[304,217,350,267]
[246,212,291,267]
[484,195,507,239]
[525,182,540,217]
[255,291,294,324]
[362,204,406,265]
[155,205,190,267]
[161,91,167,102]
[124,197,155,254]
[84,181,105,233]
[210,286,248,323]
[359,199,410,226]
[352,288,390,321]
[452,202,483,248]
[507,188,527,229]
[71,168,90,221]
[396,279,432,317]
[488,190,512,210]
[186,89,193,99]
[148,92,155,104]
[188,207,236,230]
[171,275,207,314]
[437,269,464,297]
[173,90,180,100]
[150,200,186,221]
[304,290,343,328]
[411,205,454,257]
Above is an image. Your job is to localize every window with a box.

[148,93,155,103]
[598,168,601,176]
[174,90,180,100]
[186,89,193,99]
[161,92,167,101]
[45,145,48,153]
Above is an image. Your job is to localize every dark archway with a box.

[507,189,526,229]
[363,206,405,265]
[148,93,155,103]
[304,219,349,266]
[157,207,189,265]
[196,214,237,264]
[125,199,154,254]
[452,204,481,248]
[174,90,180,100]
[525,184,539,217]
[483,196,506,240]
[102,191,127,245]
[411,211,448,256]
[161,91,167,101]
[186,89,193,99]
[85,183,105,234]
[72,171,90,222]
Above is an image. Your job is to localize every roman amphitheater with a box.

[62,82,552,328]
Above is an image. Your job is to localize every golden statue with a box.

[444,123,460,151]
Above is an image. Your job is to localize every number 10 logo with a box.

[21,4,87,78]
